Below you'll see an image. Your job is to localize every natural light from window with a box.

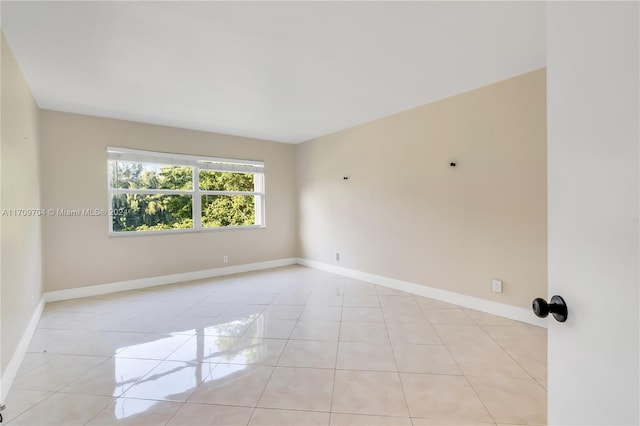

[107,147,265,234]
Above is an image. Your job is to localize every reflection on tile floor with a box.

[4,266,547,425]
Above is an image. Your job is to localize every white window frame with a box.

[107,146,265,236]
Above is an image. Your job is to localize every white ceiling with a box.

[1,1,545,143]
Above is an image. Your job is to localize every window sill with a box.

[108,225,266,238]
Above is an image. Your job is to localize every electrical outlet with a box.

[335,252,340,261]
[223,255,229,263]
[492,279,503,293]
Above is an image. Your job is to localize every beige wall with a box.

[39,111,298,291]
[1,33,43,379]
[5,49,545,361]
[297,69,547,308]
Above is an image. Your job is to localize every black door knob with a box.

[532,295,568,322]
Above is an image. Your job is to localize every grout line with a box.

[464,375,498,426]
[328,275,345,416]
[82,393,118,425]
[245,276,320,425]
[534,377,547,391]
[482,326,540,382]
[381,296,412,421]
[0,392,38,420]
[2,390,68,424]
[164,400,185,425]
[431,325,498,425]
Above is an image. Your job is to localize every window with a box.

[107,147,265,234]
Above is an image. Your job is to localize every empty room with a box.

[1,1,638,425]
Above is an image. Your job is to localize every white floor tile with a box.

[7,266,546,426]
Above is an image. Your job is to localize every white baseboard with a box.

[45,258,298,302]
[296,258,546,327]
[1,296,46,402]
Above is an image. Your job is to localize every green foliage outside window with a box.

[110,162,256,232]
[200,170,255,227]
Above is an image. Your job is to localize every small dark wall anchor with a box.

[449,162,456,167]
[343,176,349,180]
[532,295,568,322]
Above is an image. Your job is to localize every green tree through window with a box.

[200,170,255,228]
[108,148,264,233]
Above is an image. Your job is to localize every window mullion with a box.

[193,166,202,229]
[200,190,261,196]
[107,188,192,195]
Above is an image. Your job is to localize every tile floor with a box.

[3,266,547,425]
